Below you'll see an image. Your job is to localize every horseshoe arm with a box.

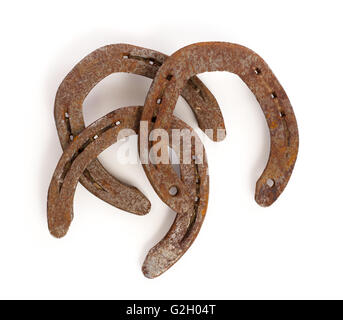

[142,118,209,278]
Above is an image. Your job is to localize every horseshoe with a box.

[48,106,208,278]
[140,42,299,207]
[54,44,225,215]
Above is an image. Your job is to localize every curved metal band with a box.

[48,106,209,278]
[141,42,299,207]
[54,44,225,215]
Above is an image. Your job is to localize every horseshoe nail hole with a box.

[166,74,173,81]
[271,92,277,99]
[115,121,121,126]
[156,98,162,104]
[69,135,74,141]
[65,112,69,118]
[169,186,178,196]
[151,116,157,123]
[93,135,98,140]
[254,67,261,75]
[266,179,275,188]
[122,55,129,59]
[196,178,200,184]
[149,60,154,65]
[195,196,199,203]
[279,111,286,118]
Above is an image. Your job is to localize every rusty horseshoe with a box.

[48,106,208,278]
[140,42,299,207]
[54,44,225,215]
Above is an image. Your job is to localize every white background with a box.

[1,0,342,299]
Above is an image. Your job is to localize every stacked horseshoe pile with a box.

[48,42,299,278]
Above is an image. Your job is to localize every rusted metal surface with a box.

[48,106,208,279]
[48,106,140,238]
[54,44,225,215]
[49,41,298,278]
[142,137,208,278]
[140,42,299,207]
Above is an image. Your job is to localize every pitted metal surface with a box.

[140,42,299,207]
[54,44,225,215]
[48,41,299,278]
[48,106,208,278]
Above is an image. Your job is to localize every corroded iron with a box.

[48,106,208,278]
[54,44,225,215]
[140,42,299,207]
[48,41,299,279]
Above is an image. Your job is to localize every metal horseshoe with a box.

[48,106,208,278]
[140,42,299,208]
[54,44,225,215]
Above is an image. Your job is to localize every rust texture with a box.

[54,44,225,215]
[140,42,299,207]
[48,106,208,278]
[48,41,299,278]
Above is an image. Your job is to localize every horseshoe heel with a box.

[140,42,299,207]
[54,44,225,215]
